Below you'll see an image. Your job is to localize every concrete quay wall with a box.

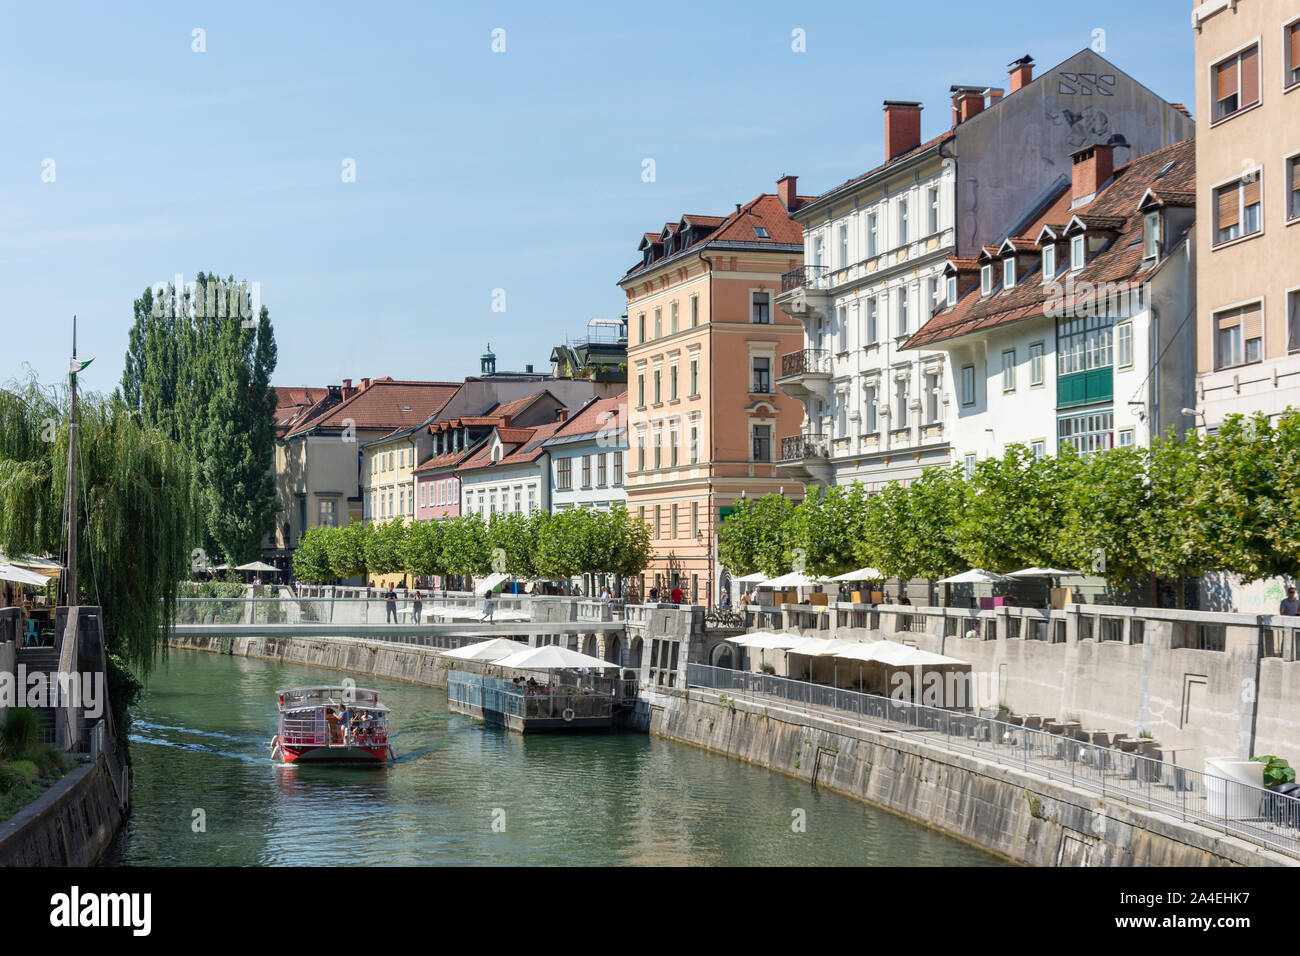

[646,686,1295,868]
[0,755,125,867]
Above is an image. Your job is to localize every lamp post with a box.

[1180,407,1207,434]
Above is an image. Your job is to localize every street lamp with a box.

[1181,407,1207,430]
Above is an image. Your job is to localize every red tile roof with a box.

[286,378,460,436]
[457,420,566,475]
[546,393,627,442]
[273,386,331,436]
[905,138,1194,350]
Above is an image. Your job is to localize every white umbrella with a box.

[829,567,883,582]
[938,568,1009,584]
[1006,567,1082,579]
[763,571,831,589]
[742,632,806,650]
[492,645,619,671]
[440,638,526,662]
[0,562,50,587]
[832,640,965,666]
[733,572,769,585]
[726,632,771,646]
[474,571,510,596]
[235,561,281,573]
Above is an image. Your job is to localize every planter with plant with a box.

[1252,754,1296,789]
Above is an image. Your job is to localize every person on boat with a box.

[325,707,343,744]
[412,593,423,623]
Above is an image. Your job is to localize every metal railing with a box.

[447,672,631,721]
[780,348,830,378]
[780,264,830,292]
[687,662,1300,860]
[780,433,829,462]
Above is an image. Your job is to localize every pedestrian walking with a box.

[481,594,494,623]
[384,586,398,623]
[1281,587,1300,616]
[412,592,423,624]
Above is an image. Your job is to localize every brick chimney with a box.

[1008,55,1034,93]
[882,101,922,160]
[950,87,985,124]
[776,174,799,211]
[342,378,352,390]
[556,408,569,423]
[1071,143,1115,204]
[361,377,371,390]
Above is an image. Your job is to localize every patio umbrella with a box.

[733,572,769,585]
[0,561,50,587]
[474,571,510,596]
[235,561,281,574]
[937,568,1009,584]
[1006,567,1082,578]
[763,571,831,589]
[492,645,619,671]
[440,638,526,662]
[829,567,883,582]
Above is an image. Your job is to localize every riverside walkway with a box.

[687,663,1300,862]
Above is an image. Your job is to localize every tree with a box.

[440,514,491,576]
[1057,444,1149,585]
[717,494,798,577]
[403,519,445,578]
[784,484,866,577]
[327,520,371,580]
[488,511,546,578]
[1266,409,1300,569]
[292,526,334,583]
[366,518,408,576]
[1141,427,1213,593]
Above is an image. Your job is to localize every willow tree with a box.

[0,376,197,674]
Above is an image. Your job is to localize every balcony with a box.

[776,348,832,405]
[775,265,832,323]
[778,432,832,486]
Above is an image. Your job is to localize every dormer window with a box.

[1070,235,1086,271]
[980,264,993,296]
[1041,245,1056,281]
[1143,211,1162,260]
[1003,257,1016,290]
[753,225,769,238]
[947,275,958,306]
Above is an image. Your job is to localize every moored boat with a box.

[270,685,395,763]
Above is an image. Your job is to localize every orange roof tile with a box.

[287,378,460,436]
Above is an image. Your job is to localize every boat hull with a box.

[272,736,392,764]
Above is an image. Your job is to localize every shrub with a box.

[0,763,20,794]
[1252,754,1296,789]
[1,708,38,755]
[8,760,38,785]
[25,745,68,776]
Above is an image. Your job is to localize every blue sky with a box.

[1,0,1193,394]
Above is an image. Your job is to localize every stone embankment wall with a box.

[648,686,1295,868]
[0,755,124,866]
[171,634,454,688]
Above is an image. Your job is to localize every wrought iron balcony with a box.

[780,264,831,293]
[780,432,830,462]
[780,348,830,378]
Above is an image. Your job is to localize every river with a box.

[103,648,1004,866]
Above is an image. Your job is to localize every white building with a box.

[905,139,1197,463]
[457,420,563,518]
[543,394,627,513]
[776,50,1194,489]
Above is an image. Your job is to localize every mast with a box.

[64,316,79,608]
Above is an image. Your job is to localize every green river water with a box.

[103,648,1005,866]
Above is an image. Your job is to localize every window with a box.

[637,431,646,471]
[1003,257,1015,290]
[1118,429,1135,448]
[654,308,662,338]
[1287,155,1300,222]
[924,371,940,424]
[670,426,679,466]
[964,454,977,477]
[980,264,993,295]
[1041,245,1056,281]
[318,499,336,527]
[1030,440,1046,460]
[864,385,878,432]
[689,359,698,397]
[898,198,909,244]
[1057,314,1113,374]
[836,305,848,351]
[960,364,975,405]
[670,301,679,334]
[812,235,824,268]
[654,428,662,469]
[927,276,940,311]
[581,455,591,488]
[689,424,699,464]
[752,357,771,393]
[1143,212,1161,259]
[1029,343,1045,386]
[638,314,646,343]
[866,297,878,342]
[691,295,699,326]
[654,505,661,539]
[1211,44,1259,122]
[752,292,771,324]
[1214,174,1262,245]
[897,287,909,334]
[653,369,662,404]
[420,484,426,508]
[1214,303,1263,369]
[1058,410,1114,455]
[1070,235,1085,271]
[839,224,849,268]
[1291,291,1300,354]
[1116,322,1134,370]
[557,458,572,490]
[1288,20,1300,89]
[894,378,909,429]
[867,214,878,257]
[752,425,771,462]
[691,501,699,539]
[946,276,958,306]
[670,364,678,400]
[927,186,940,234]
[613,452,623,486]
[637,373,645,408]
[1001,349,1016,392]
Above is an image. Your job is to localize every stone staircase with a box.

[15,644,61,744]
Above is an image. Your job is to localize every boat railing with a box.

[281,712,389,748]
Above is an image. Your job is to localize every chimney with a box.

[950,87,985,124]
[1007,55,1034,93]
[1070,143,1115,204]
[361,377,371,390]
[985,87,1004,106]
[882,101,923,160]
[776,174,799,211]
[341,378,352,390]
[556,408,569,423]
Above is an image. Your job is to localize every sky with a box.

[0,0,1195,395]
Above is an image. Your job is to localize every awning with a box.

[440,638,527,662]
[763,572,831,589]
[832,640,966,666]
[474,571,510,596]
[829,567,884,582]
[0,562,50,587]
[1006,567,1082,579]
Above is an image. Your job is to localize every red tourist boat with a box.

[270,686,395,764]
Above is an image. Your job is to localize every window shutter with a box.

[1243,174,1261,208]
[1242,303,1263,342]
[1290,158,1300,193]
[1240,46,1260,106]
[1217,308,1242,331]
[1216,57,1238,99]
[1291,24,1300,74]
[1217,183,1240,228]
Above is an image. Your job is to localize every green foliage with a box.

[7,760,38,785]
[292,525,334,583]
[487,511,545,578]
[106,653,144,765]
[0,763,19,794]
[717,494,798,577]
[440,513,491,576]
[366,518,408,576]
[402,518,445,578]
[1252,754,1296,789]
[119,273,278,565]
[785,484,866,577]
[25,745,72,776]
[326,520,371,580]
[1,708,38,755]
[0,378,196,674]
